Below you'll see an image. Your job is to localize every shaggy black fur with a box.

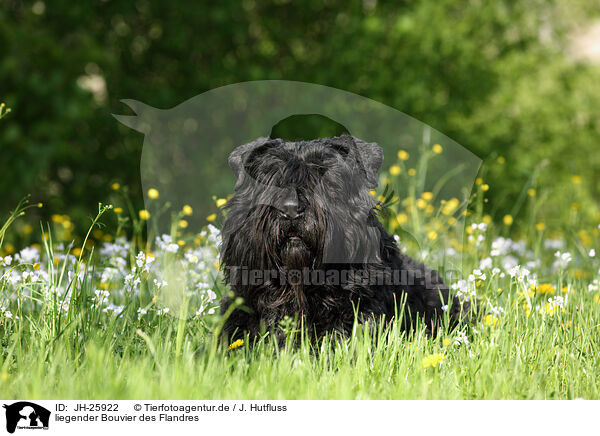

[220,134,465,342]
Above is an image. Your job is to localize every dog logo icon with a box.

[2,402,50,433]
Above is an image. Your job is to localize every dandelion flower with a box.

[422,192,433,201]
[33,262,40,271]
[497,156,505,164]
[228,339,244,351]
[182,205,193,216]
[408,168,416,176]
[178,219,188,229]
[503,215,513,226]
[432,144,443,154]
[111,183,120,191]
[206,213,217,222]
[572,175,582,184]
[427,231,438,241]
[147,188,160,199]
[389,165,401,176]
[216,198,227,207]
[114,207,123,214]
[536,222,545,231]
[483,314,499,327]
[527,188,536,197]
[422,353,445,369]
[396,214,408,225]
[442,338,451,347]
[537,283,555,295]
[139,209,151,220]
[397,150,409,161]
[475,178,483,185]
[481,184,489,192]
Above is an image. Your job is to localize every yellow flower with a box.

[206,213,217,222]
[497,156,505,164]
[536,222,545,231]
[395,213,408,225]
[503,214,513,226]
[422,353,445,369]
[182,205,193,216]
[422,192,433,201]
[425,204,434,214]
[416,198,427,209]
[571,203,580,211]
[177,240,186,246]
[152,295,158,303]
[594,295,600,305]
[51,214,64,223]
[483,314,499,327]
[408,168,416,176]
[369,190,377,197]
[147,188,160,199]
[114,207,123,214]
[37,203,43,208]
[100,282,109,290]
[441,198,460,216]
[475,177,483,185]
[216,198,227,208]
[1,372,8,382]
[178,219,188,229]
[92,229,103,239]
[427,231,438,241]
[33,263,40,271]
[536,283,555,295]
[561,286,570,294]
[72,248,82,257]
[389,165,401,176]
[432,144,443,154]
[397,150,409,161]
[527,188,536,197]
[442,338,451,347]
[572,175,582,184]
[228,339,244,351]
[139,209,151,220]
[482,214,492,224]
[111,182,120,191]
[481,184,489,192]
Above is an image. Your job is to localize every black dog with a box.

[220,134,465,342]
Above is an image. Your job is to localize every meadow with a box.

[0,134,598,401]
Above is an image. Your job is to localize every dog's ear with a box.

[343,134,384,189]
[228,137,272,190]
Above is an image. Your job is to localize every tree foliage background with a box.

[1,0,599,235]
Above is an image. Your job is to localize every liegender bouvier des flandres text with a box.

[220,134,465,342]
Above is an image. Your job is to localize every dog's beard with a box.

[280,235,311,311]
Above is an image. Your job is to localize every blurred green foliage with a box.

[1,0,599,235]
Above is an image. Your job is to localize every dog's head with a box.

[221,134,385,274]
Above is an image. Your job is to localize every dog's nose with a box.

[281,198,304,219]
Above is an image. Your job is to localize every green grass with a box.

[1,287,599,399]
